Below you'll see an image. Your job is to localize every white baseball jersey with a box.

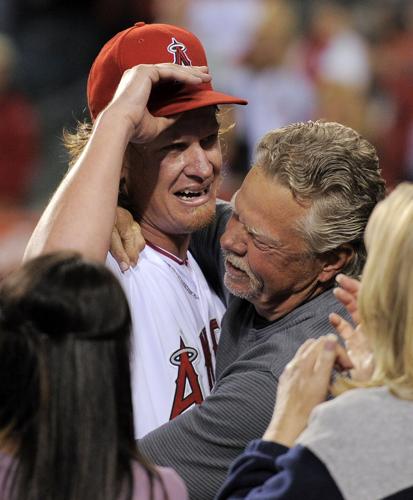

[106,242,225,438]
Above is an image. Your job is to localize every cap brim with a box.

[149,89,247,117]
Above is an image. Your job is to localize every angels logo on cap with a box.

[167,37,192,66]
[87,22,247,119]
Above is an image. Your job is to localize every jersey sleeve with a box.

[215,440,344,500]
[138,368,276,500]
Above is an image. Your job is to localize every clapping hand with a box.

[330,274,374,382]
[263,335,353,447]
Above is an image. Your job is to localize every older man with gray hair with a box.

[111,119,385,499]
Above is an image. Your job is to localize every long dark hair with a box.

[0,252,155,500]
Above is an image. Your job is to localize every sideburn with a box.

[119,144,149,221]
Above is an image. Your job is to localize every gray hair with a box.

[254,120,386,277]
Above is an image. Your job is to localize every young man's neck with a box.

[141,227,191,260]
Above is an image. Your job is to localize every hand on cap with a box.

[103,63,211,143]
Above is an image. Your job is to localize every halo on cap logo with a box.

[167,37,192,66]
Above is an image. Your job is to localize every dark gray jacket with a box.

[139,202,349,499]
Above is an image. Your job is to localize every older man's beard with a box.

[223,251,264,300]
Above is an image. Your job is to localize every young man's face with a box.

[124,106,222,239]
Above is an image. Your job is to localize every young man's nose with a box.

[183,144,214,179]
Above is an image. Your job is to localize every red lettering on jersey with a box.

[199,318,221,390]
[209,318,219,355]
[169,338,203,419]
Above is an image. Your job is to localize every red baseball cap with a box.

[87,22,247,120]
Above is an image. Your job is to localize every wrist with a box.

[94,105,136,145]
[263,415,308,448]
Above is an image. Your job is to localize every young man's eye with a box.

[163,142,186,152]
[201,133,218,148]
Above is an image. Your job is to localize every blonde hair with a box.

[63,121,92,168]
[360,183,413,398]
[335,183,413,399]
[63,107,233,169]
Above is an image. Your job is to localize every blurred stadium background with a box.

[1,0,412,276]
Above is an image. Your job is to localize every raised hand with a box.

[329,312,373,382]
[103,63,212,143]
[330,274,374,381]
[333,273,360,324]
[263,335,353,447]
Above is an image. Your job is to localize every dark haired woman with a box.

[0,252,187,500]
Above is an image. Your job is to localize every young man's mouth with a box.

[174,185,211,202]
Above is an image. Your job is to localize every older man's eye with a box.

[251,233,276,250]
[248,232,264,247]
[252,238,268,250]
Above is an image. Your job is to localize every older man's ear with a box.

[317,245,354,283]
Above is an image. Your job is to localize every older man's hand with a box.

[110,206,145,271]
